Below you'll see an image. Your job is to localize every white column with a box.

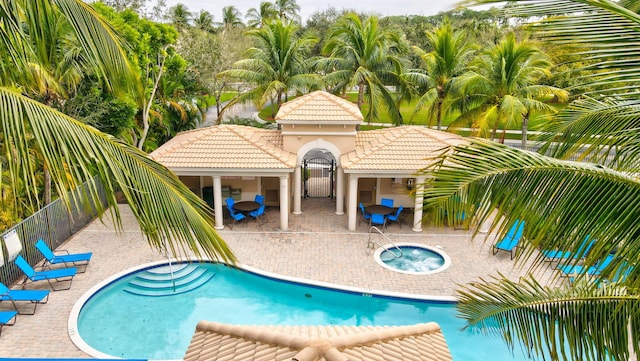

[335,167,344,215]
[199,176,204,198]
[293,166,302,215]
[347,175,358,231]
[213,176,224,230]
[412,176,426,232]
[279,175,289,231]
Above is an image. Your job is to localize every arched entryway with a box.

[293,140,344,216]
[302,150,336,199]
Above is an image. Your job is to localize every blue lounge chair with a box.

[606,262,634,284]
[359,203,371,225]
[0,282,49,315]
[0,310,17,336]
[386,205,404,228]
[381,198,394,207]
[14,255,76,291]
[559,254,616,278]
[492,220,525,259]
[35,239,92,273]
[542,236,594,264]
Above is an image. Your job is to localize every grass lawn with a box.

[203,92,240,108]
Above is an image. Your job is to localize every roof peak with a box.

[276,91,363,123]
[185,321,451,361]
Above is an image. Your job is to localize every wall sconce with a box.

[407,178,414,190]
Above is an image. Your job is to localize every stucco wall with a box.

[281,124,357,154]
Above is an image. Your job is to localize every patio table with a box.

[233,201,260,214]
[365,205,395,216]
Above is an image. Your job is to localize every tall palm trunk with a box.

[43,165,51,204]
[436,97,443,131]
[521,111,529,148]
[357,82,365,108]
[215,92,222,123]
[43,96,59,205]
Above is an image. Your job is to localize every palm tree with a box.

[219,6,244,30]
[245,1,278,28]
[454,33,568,144]
[411,20,475,130]
[317,13,411,125]
[220,19,321,118]
[167,3,191,28]
[273,0,301,22]
[419,1,640,360]
[0,0,235,263]
[13,0,89,205]
[193,10,214,32]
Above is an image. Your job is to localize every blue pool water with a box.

[74,262,538,360]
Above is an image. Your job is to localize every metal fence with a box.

[0,179,107,286]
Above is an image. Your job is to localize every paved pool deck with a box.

[0,199,560,358]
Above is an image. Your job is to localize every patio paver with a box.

[0,198,559,358]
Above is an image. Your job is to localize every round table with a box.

[233,201,260,213]
[365,205,395,216]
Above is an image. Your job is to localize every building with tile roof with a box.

[151,91,467,231]
[183,321,453,361]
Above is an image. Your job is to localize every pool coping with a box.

[68,258,457,360]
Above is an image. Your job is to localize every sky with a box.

[161,0,481,23]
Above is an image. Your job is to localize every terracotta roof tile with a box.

[150,125,294,170]
[341,126,468,172]
[184,321,453,361]
[276,91,363,123]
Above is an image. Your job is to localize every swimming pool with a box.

[70,261,539,361]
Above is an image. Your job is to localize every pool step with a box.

[123,264,215,297]
[135,264,200,282]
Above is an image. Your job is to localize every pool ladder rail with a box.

[367,226,403,258]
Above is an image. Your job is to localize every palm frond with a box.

[474,0,640,99]
[53,0,137,95]
[419,139,640,286]
[410,88,438,124]
[0,87,235,263]
[457,274,640,361]
[538,97,640,172]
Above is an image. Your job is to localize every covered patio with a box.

[151,91,467,232]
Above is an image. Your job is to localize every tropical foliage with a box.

[316,13,413,125]
[193,10,215,32]
[167,3,191,28]
[95,5,208,151]
[411,20,475,130]
[0,0,235,262]
[220,19,321,118]
[273,0,301,22]
[246,1,278,28]
[454,33,568,144]
[219,5,245,30]
[420,0,640,360]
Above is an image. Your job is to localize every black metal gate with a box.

[303,157,335,198]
